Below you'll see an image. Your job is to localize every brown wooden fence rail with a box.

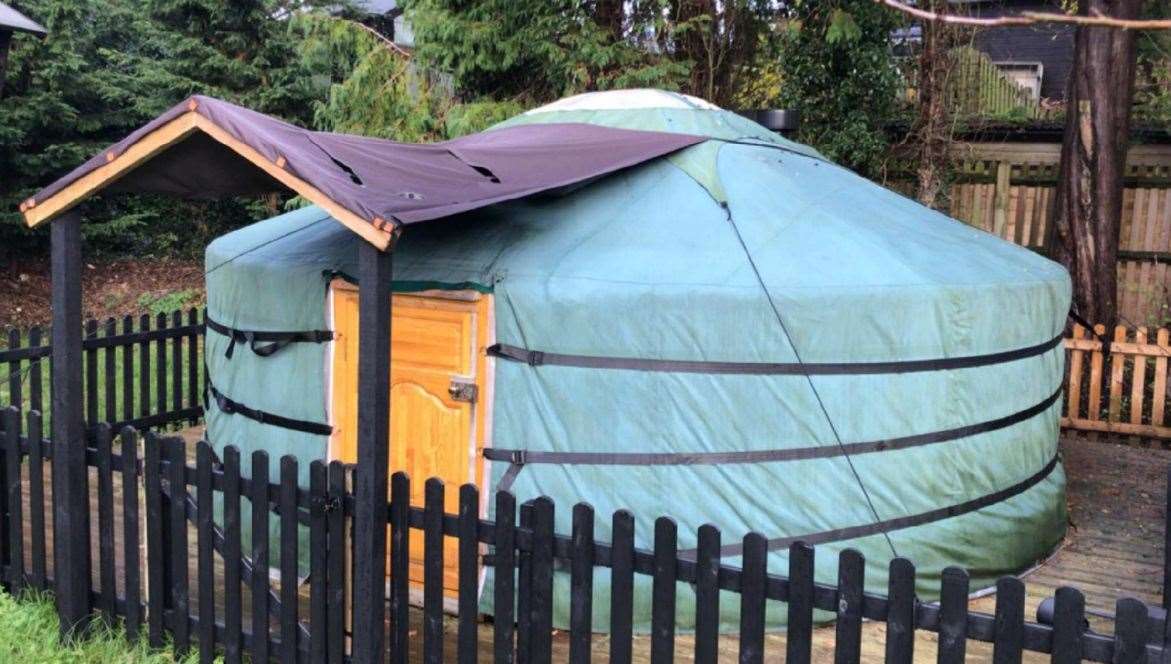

[0,406,1166,663]
[889,140,1171,327]
[0,307,204,436]
[1064,322,1171,440]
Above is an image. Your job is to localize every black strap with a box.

[484,385,1061,468]
[496,462,526,493]
[487,333,1063,376]
[677,454,1060,559]
[207,382,333,436]
[206,317,333,359]
[1067,310,1110,355]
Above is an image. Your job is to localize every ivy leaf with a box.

[825,9,860,45]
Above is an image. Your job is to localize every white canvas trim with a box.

[525,89,721,114]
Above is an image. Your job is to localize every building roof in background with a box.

[968,1,1074,100]
[354,0,399,16]
[0,2,46,36]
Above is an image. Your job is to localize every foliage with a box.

[772,0,904,178]
[400,0,689,105]
[292,13,450,142]
[137,288,200,316]
[443,100,526,137]
[670,0,779,106]
[1134,0,1171,126]
[0,0,324,258]
[0,590,199,663]
[731,31,785,110]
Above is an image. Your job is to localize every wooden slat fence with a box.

[944,151,1171,327]
[1064,322,1171,440]
[947,46,1052,121]
[0,405,1167,663]
[0,307,204,435]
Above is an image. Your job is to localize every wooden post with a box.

[993,161,1011,239]
[0,32,11,98]
[50,210,92,637]
[1163,463,1171,615]
[352,240,393,663]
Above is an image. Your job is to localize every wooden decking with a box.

[21,430,1171,662]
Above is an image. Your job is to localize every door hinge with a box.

[448,379,478,403]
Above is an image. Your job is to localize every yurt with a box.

[202,90,1070,630]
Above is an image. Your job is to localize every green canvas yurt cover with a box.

[204,90,1069,631]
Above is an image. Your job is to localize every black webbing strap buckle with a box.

[212,387,235,414]
[222,330,258,360]
[509,450,527,465]
[487,344,545,366]
[208,316,333,359]
[208,381,334,435]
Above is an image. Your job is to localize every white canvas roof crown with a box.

[525,89,722,114]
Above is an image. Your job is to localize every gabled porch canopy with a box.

[22,95,704,248]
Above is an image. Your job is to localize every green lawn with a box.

[0,591,205,663]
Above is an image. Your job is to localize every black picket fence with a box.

[0,308,204,435]
[0,405,1165,663]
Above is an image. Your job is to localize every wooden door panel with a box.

[390,380,468,588]
[328,283,488,595]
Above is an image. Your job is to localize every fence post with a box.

[492,490,516,664]
[352,239,394,664]
[993,161,1011,239]
[1164,463,1171,650]
[1164,463,1171,616]
[50,209,92,638]
[609,510,634,664]
[650,516,677,664]
[695,524,720,664]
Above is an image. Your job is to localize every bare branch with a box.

[876,0,1171,30]
[346,19,412,57]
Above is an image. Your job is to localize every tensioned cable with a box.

[720,201,900,560]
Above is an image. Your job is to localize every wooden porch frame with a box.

[20,108,394,250]
[34,108,398,664]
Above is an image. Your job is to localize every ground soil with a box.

[0,256,205,329]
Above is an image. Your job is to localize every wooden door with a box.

[328,282,491,592]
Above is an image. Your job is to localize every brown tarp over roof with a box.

[22,95,704,248]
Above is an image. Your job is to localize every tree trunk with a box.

[0,32,11,98]
[1051,0,1140,327]
[912,0,959,210]
[675,0,716,99]
[594,0,625,42]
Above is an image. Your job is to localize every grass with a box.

[0,590,205,663]
[136,290,201,318]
